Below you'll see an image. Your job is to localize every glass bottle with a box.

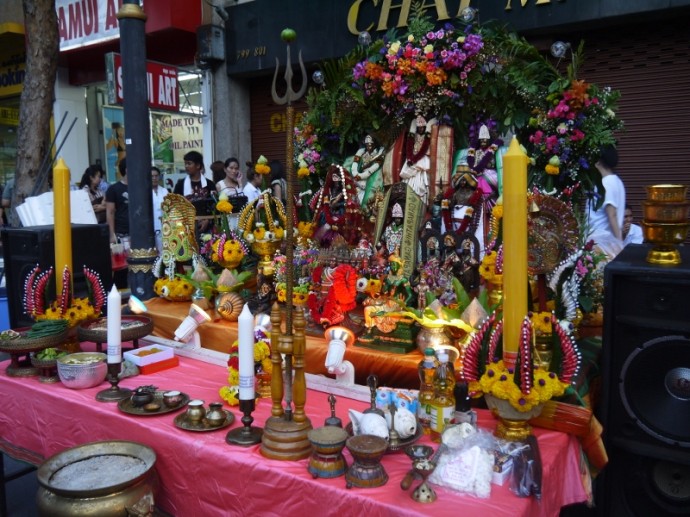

[452,381,477,428]
[417,347,439,434]
[429,351,456,442]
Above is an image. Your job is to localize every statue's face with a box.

[390,260,400,273]
[479,138,489,148]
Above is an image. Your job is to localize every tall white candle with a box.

[238,304,255,400]
[107,285,122,364]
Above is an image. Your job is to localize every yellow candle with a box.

[53,158,72,295]
[501,138,529,369]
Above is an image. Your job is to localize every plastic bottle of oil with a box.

[417,347,439,434]
[429,350,456,442]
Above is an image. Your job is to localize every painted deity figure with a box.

[380,202,404,256]
[351,134,385,207]
[399,115,433,205]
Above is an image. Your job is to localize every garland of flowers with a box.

[23,265,105,327]
[466,142,500,175]
[405,132,431,164]
[462,310,580,412]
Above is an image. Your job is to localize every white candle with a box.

[107,285,122,364]
[238,304,255,400]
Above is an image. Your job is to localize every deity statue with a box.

[310,164,362,247]
[383,252,414,307]
[351,134,385,207]
[399,115,434,205]
[441,164,484,253]
[380,202,404,256]
[454,121,505,246]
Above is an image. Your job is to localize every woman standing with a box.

[216,157,243,197]
[79,166,106,223]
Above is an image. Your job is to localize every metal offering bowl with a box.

[405,444,434,461]
[57,353,107,389]
[642,222,689,245]
[643,201,690,223]
[646,184,687,203]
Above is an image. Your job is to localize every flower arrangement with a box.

[293,125,321,176]
[273,248,319,305]
[219,327,272,406]
[352,24,484,120]
[463,312,580,412]
[524,79,623,201]
[153,276,194,302]
[254,155,271,175]
[237,192,288,244]
[547,239,606,320]
[23,265,105,327]
[200,229,249,270]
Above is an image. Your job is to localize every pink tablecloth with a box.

[0,354,587,516]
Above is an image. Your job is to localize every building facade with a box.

[213,0,690,221]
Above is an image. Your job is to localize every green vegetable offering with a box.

[26,319,69,338]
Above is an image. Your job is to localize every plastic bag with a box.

[428,425,496,498]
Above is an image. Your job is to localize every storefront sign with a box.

[226,0,690,75]
[0,54,25,97]
[57,0,124,51]
[105,53,179,112]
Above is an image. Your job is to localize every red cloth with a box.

[0,353,587,516]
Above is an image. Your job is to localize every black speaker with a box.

[1,225,112,329]
[597,244,690,516]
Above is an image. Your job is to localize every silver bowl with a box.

[57,352,108,389]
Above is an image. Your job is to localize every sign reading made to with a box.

[105,52,179,112]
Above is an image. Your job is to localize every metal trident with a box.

[271,43,307,106]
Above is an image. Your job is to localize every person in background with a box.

[1,178,17,227]
[623,203,644,246]
[216,157,243,197]
[106,159,130,288]
[79,166,106,224]
[90,162,108,193]
[269,160,287,204]
[210,160,226,186]
[106,158,129,245]
[243,169,263,203]
[174,150,212,233]
[586,145,626,259]
[151,166,168,252]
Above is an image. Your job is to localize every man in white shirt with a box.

[151,166,168,252]
[243,170,262,203]
[623,204,644,246]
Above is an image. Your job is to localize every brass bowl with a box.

[646,184,687,203]
[643,201,690,223]
[641,221,690,244]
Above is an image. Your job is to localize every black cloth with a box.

[105,181,129,235]
[174,178,213,215]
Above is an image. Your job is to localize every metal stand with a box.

[226,398,263,446]
[96,362,132,402]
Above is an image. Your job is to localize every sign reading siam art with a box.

[105,53,179,112]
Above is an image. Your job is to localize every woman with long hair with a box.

[79,165,106,223]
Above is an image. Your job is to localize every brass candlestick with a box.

[226,398,263,446]
[96,362,132,402]
[260,30,312,460]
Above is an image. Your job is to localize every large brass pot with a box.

[36,440,158,516]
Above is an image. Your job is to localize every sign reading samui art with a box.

[57,0,127,51]
[105,53,179,112]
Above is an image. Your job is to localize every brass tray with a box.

[345,420,423,453]
[0,327,70,354]
[173,410,235,432]
[78,315,153,343]
[117,391,189,416]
